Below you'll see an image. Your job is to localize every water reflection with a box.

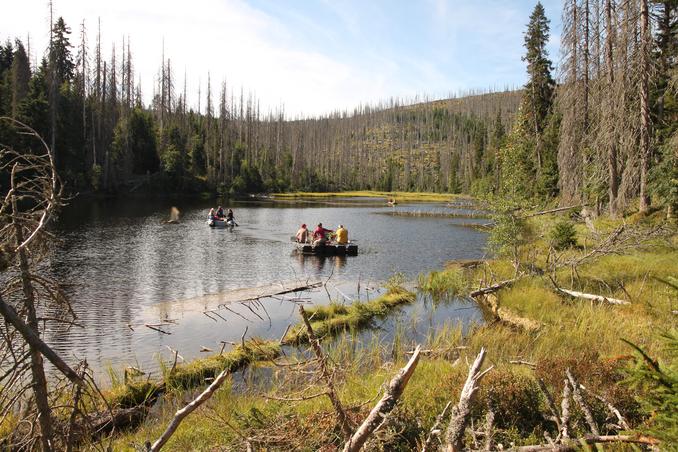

[294,254,347,273]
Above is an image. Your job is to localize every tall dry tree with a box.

[639,0,652,213]
[0,117,101,450]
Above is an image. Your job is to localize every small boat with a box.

[207,218,235,228]
[295,242,358,256]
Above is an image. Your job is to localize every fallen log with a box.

[470,279,519,298]
[342,346,421,452]
[87,403,152,437]
[444,348,493,451]
[511,434,659,451]
[524,205,584,218]
[475,294,543,333]
[556,288,629,305]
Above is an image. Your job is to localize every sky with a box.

[1,0,563,117]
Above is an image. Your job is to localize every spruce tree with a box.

[49,18,75,87]
[523,2,555,145]
[498,2,556,201]
[10,40,31,118]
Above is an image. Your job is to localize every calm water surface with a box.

[45,196,488,379]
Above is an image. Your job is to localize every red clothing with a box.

[313,226,332,240]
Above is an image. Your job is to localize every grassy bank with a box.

[111,212,676,451]
[283,285,416,345]
[104,339,281,410]
[272,190,467,203]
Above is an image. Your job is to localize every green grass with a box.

[417,265,469,300]
[283,286,416,345]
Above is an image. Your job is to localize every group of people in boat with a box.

[295,223,349,246]
[207,206,236,224]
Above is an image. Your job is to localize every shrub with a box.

[549,220,577,250]
[479,370,544,435]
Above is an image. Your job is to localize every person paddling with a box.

[226,208,238,226]
[312,223,333,246]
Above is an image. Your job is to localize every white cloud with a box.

[2,0,398,116]
[1,0,564,117]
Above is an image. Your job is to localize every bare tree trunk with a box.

[583,0,590,132]
[605,0,619,216]
[11,174,52,451]
[638,0,651,213]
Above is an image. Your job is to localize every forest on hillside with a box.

[0,1,676,215]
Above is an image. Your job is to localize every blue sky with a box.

[2,0,563,116]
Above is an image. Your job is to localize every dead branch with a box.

[0,294,82,385]
[560,380,571,440]
[578,383,629,430]
[343,346,421,452]
[565,369,599,435]
[144,324,171,334]
[298,305,352,439]
[279,324,291,344]
[241,326,248,349]
[421,401,452,452]
[444,348,492,451]
[536,379,561,433]
[149,368,230,451]
[509,360,537,368]
[483,404,495,451]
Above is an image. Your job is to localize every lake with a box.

[45,196,489,379]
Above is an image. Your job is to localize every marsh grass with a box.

[284,286,416,344]
[417,266,468,300]
[104,339,280,410]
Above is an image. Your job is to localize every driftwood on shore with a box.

[555,287,629,305]
[342,346,421,452]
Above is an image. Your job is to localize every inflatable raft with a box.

[295,243,358,256]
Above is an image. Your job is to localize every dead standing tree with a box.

[0,117,89,450]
